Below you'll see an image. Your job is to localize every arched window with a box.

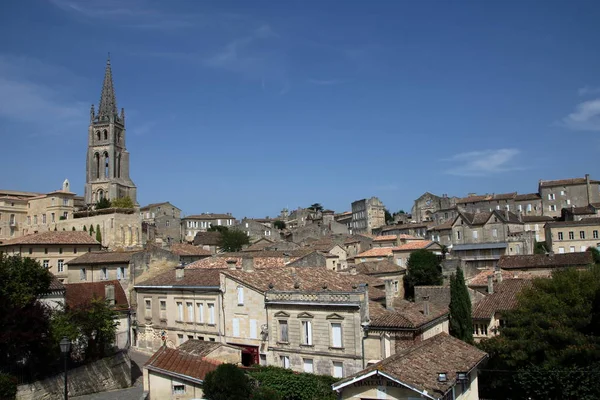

[117,153,122,178]
[98,189,104,199]
[116,131,121,144]
[103,130,108,140]
[103,151,109,178]
[92,192,97,203]
[96,131,101,141]
[94,153,100,179]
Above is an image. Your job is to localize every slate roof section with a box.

[472,279,531,319]
[186,250,313,270]
[333,333,487,399]
[185,213,233,220]
[170,244,212,257]
[498,252,593,270]
[545,217,600,227]
[429,221,454,231]
[64,280,128,310]
[135,268,223,287]
[144,346,221,384]
[521,215,554,223]
[0,231,101,246]
[49,275,66,292]
[539,177,600,187]
[192,232,222,246]
[567,205,599,215]
[459,210,522,226]
[515,193,541,201]
[67,250,141,265]
[369,298,448,329]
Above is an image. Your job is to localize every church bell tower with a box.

[84,56,137,206]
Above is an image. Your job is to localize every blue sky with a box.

[1,0,599,218]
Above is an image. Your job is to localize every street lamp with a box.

[59,337,71,400]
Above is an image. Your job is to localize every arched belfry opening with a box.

[103,151,110,178]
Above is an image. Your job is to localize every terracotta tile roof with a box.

[356,248,394,258]
[170,243,212,257]
[394,241,436,251]
[515,193,541,201]
[467,269,541,286]
[176,340,239,357]
[456,194,491,204]
[335,333,487,399]
[344,234,372,244]
[498,252,593,270]
[67,250,141,265]
[382,223,431,232]
[241,238,275,252]
[539,177,600,187]
[373,235,398,242]
[136,268,223,287]
[545,217,600,227]
[339,260,404,275]
[472,279,532,319]
[140,202,180,211]
[0,231,101,246]
[369,298,448,329]
[144,346,221,384]
[186,250,313,270]
[192,232,222,246]
[223,267,385,300]
[64,280,128,310]
[185,213,233,220]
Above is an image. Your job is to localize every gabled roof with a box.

[539,177,600,187]
[136,268,223,287]
[456,210,522,226]
[498,252,593,270]
[186,250,313,270]
[144,346,222,385]
[185,213,233,220]
[514,193,541,201]
[67,250,141,265]
[170,243,212,257]
[472,279,532,319]
[192,232,222,246]
[140,202,181,211]
[0,231,101,246]
[339,260,404,275]
[393,241,438,251]
[429,220,454,231]
[333,333,487,399]
[356,248,394,258]
[369,298,448,329]
[64,280,128,310]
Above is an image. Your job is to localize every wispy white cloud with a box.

[561,98,600,131]
[578,86,600,96]
[307,78,346,86]
[443,149,521,177]
[0,55,87,135]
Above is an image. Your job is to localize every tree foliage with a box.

[479,266,600,400]
[95,197,111,210]
[307,203,323,212]
[218,229,250,252]
[534,241,548,254]
[95,224,102,244]
[110,196,134,209]
[203,363,252,400]
[403,249,443,300]
[384,209,393,224]
[208,225,229,233]
[251,386,283,400]
[273,220,286,230]
[247,366,337,400]
[0,374,17,400]
[587,246,600,264]
[89,224,94,235]
[449,267,473,343]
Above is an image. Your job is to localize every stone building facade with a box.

[140,202,182,245]
[411,192,457,223]
[544,218,600,254]
[538,175,600,218]
[351,197,385,234]
[182,213,236,243]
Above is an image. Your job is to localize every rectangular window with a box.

[302,320,313,345]
[580,231,586,239]
[177,302,183,321]
[51,213,55,223]
[559,247,565,254]
[80,268,86,281]
[232,318,240,337]
[594,230,599,239]
[43,260,49,268]
[472,231,478,239]
[250,319,258,339]
[332,361,344,378]
[550,205,557,212]
[101,267,107,280]
[456,231,461,240]
[566,199,571,205]
[280,356,290,369]
[331,323,342,348]
[303,359,314,373]
[517,205,522,212]
[197,303,204,323]
[145,299,152,318]
[558,232,564,240]
[569,231,574,240]
[59,248,63,254]
[42,214,46,224]
[117,267,125,280]
[160,300,166,320]
[208,303,215,324]
[570,246,576,253]
[237,286,244,305]
[177,334,184,345]
[560,190,565,196]
[187,302,193,322]
[527,204,532,212]
[57,259,64,273]
[279,320,289,342]
[492,228,498,238]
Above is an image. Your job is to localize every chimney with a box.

[242,257,254,272]
[504,209,509,220]
[350,266,357,275]
[384,279,394,310]
[175,264,185,280]
[494,269,503,283]
[487,275,494,294]
[422,295,430,316]
[226,259,237,270]
[283,252,290,264]
[105,284,115,306]
[586,174,593,204]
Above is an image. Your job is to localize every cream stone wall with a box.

[546,223,600,254]
[26,192,75,234]
[146,370,204,400]
[68,262,131,291]
[136,289,222,351]
[57,212,142,249]
[422,319,449,340]
[0,244,101,282]
[221,275,267,354]
[0,197,28,240]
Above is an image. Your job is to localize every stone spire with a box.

[98,55,117,118]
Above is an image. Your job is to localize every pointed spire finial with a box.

[98,55,117,119]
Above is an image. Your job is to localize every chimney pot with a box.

[384,279,395,310]
[226,259,237,270]
[487,275,494,294]
[175,264,185,280]
[242,257,254,272]
[422,295,430,316]
[350,266,357,275]
[494,269,503,283]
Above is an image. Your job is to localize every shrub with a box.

[203,364,252,400]
[251,386,283,400]
[247,366,337,400]
[0,374,17,400]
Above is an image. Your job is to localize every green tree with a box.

[273,220,286,230]
[403,249,443,300]
[449,267,473,343]
[218,229,250,252]
[89,224,94,236]
[203,364,252,400]
[251,387,282,400]
[247,366,337,400]
[307,203,323,212]
[384,209,393,224]
[208,225,229,233]
[479,266,600,400]
[83,225,87,232]
[587,247,600,264]
[534,241,548,254]
[110,196,134,209]
[95,224,102,243]
[95,197,111,210]
[72,226,76,231]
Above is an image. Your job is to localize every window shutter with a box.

[250,319,257,339]
[233,318,240,337]
[332,323,342,348]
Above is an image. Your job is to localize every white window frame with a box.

[145,299,152,318]
[208,303,215,324]
[302,320,313,346]
[250,319,258,339]
[237,286,244,305]
[303,358,314,373]
[43,260,49,268]
[332,361,344,378]
[80,268,86,281]
[331,322,343,348]
[197,303,204,323]
[281,355,290,369]
[177,302,183,321]
[279,320,289,343]
[472,231,478,239]
[187,302,194,322]
[232,318,240,337]
[58,259,64,273]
